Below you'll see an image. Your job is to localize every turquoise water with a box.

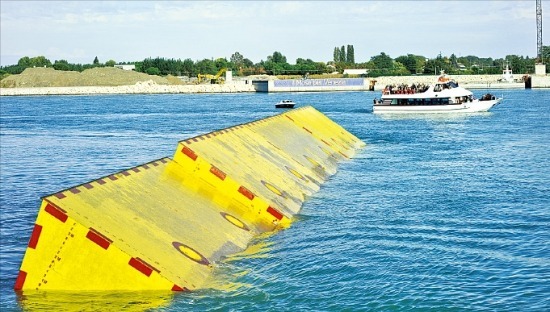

[1,90,549,311]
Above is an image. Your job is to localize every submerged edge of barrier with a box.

[14,106,365,292]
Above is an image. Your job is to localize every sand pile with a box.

[0,67,180,88]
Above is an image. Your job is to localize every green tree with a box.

[53,59,71,71]
[18,56,52,68]
[230,52,244,70]
[93,56,99,65]
[243,58,253,68]
[145,67,161,75]
[214,57,229,71]
[395,54,418,74]
[105,59,116,67]
[31,56,52,67]
[268,51,287,64]
[393,61,410,76]
[17,56,31,67]
[339,46,346,64]
[346,45,355,64]
[333,47,340,62]
[195,58,217,75]
[182,58,195,76]
[542,45,550,63]
[371,52,393,71]
[263,52,289,74]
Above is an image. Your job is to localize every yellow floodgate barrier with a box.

[15,106,365,292]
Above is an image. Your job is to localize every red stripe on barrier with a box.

[238,186,255,200]
[70,187,80,194]
[108,175,118,181]
[54,192,66,199]
[132,168,140,173]
[267,206,284,220]
[97,179,106,185]
[303,127,312,134]
[181,146,198,161]
[286,115,294,121]
[339,152,349,159]
[28,224,43,249]
[210,166,226,180]
[129,257,153,277]
[172,285,189,291]
[321,139,331,146]
[138,257,160,273]
[86,228,112,250]
[45,203,68,223]
[83,183,93,189]
[142,164,150,169]
[122,171,131,176]
[14,270,27,291]
[160,159,168,164]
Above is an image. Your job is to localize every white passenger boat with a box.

[373,73,502,114]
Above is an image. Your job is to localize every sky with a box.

[1,0,548,66]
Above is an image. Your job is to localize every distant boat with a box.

[499,61,515,83]
[373,72,502,114]
[275,100,296,108]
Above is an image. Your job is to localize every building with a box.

[114,64,136,71]
[343,69,368,76]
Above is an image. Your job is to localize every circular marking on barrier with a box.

[172,242,210,265]
[220,212,250,231]
[261,180,284,197]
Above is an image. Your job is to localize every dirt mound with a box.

[0,67,183,88]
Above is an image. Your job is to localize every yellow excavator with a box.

[197,68,227,84]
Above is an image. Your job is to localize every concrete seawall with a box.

[1,75,548,96]
[370,74,550,90]
[0,80,256,96]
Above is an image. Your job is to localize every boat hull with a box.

[373,98,501,114]
[275,104,295,108]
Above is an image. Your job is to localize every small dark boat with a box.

[275,100,296,108]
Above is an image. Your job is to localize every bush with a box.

[146,67,161,76]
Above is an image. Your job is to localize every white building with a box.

[114,64,136,71]
[343,69,368,76]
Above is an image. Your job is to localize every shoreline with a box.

[0,80,256,96]
[1,75,548,96]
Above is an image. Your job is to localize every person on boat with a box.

[438,70,449,83]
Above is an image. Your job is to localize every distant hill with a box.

[0,67,184,88]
